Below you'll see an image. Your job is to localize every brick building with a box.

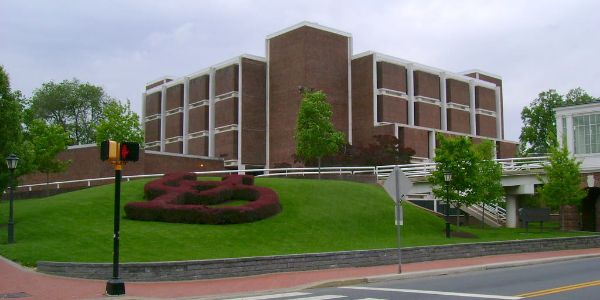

[143,22,518,169]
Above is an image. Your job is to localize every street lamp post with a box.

[5,154,19,244]
[444,172,452,238]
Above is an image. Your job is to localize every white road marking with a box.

[288,296,346,300]
[340,286,524,299]
[223,292,311,300]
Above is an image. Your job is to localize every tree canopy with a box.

[295,90,345,172]
[27,119,71,188]
[29,79,113,145]
[0,66,33,191]
[537,145,586,230]
[95,100,144,145]
[429,135,504,228]
[519,88,598,155]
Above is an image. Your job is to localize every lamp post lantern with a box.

[444,171,452,238]
[5,154,19,244]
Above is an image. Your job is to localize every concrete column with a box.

[428,130,436,159]
[556,116,564,148]
[160,86,167,152]
[495,86,502,139]
[407,64,415,126]
[469,81,476,136]
[440,73,448,131]
[505,194,518,228]
[566,116,574,154]
[183,77,190,155]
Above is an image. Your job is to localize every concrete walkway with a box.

[2,248,600,300]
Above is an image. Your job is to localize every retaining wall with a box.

[37,235,600,281]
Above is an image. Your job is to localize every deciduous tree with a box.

[429,135,480,227]
[27,119,71,194]
[537,145,586,230]
[472,140,504,228]
[29,79,113,145]
[519,88,597,155]
[0,66,33,192]
[295,90,345,178]
[95,100,144,145]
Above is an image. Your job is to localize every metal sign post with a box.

[384,166,413,274]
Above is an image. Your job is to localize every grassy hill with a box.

[0,177,590,266]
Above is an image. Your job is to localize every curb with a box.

[306,252,600,289]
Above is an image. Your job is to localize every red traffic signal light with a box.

[119,142,139,162]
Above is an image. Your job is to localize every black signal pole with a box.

[106,162,125,295]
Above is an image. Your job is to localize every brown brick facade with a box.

[189,75,209,102]
[166,84,184,110]
[145,92,161,116]
[215,98,238,128]
[446,79,469,105]
[188,137,208,156]
[189,106,209,133]
[415,102,441,129]
[351,55,375,146]
[140,23,517,168]
[215,131,237,161]
[18,146,223,192]
[165,113,183,138]
[165,141,183,153]
[241,58,267,165]
[447,109,470,134]
[377,95,407,124]
[398,127,429,157]
[268,25,349,166]
[475,86,496,111]
[145,119,161,142]
[496,141,518,158]
[377,62,407,92]
[476,114,497,138]
[414,71,440,99]
[215,65,239,96]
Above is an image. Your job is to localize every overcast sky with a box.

[1,0,599,141]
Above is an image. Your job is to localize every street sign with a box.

[383,167,413,203]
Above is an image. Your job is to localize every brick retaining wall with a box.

[37,235,600,281]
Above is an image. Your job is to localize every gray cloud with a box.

[1,0,599,142]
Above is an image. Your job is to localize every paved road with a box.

[220,257,600,300]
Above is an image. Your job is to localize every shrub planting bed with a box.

[124,173,281,224]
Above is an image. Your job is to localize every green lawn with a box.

[0,177,593,267]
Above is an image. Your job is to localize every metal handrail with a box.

[11,157,548,192]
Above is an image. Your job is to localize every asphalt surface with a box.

[220,257,600,300]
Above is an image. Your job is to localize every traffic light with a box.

[119,142,140,162]
[100,140,119,161]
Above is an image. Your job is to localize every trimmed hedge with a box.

[124,173,281,224]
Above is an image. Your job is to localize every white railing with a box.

[11,157,548,193]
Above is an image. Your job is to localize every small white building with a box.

[556,102,600,171]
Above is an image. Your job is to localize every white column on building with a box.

[208,68,216,157]
[141,92,147,123]
[440,73,448,131]
[160,86,167,152]
[556,116,564,148]
[505,194,518,228]
[495,86,502,139]
[407,64,415,126]
[469,80,476,136]
[566,115,575,153]
[428,130,436,159]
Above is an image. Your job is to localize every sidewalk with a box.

[2,248,600,300]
